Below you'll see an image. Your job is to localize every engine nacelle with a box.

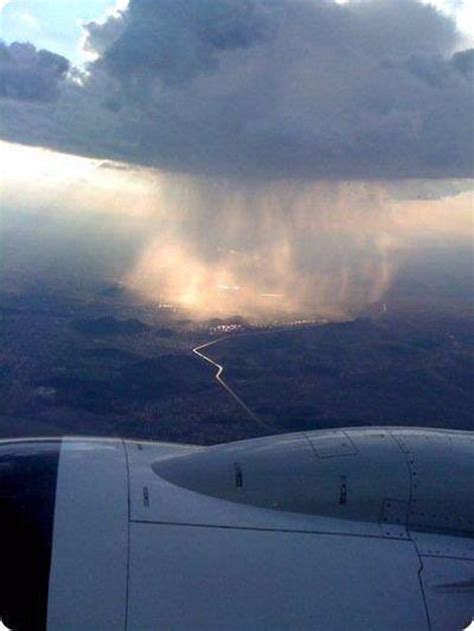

[0,428,472,630]
[153,428,474,537]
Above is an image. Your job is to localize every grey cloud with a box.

[385,178,474,200]
[0,41,69,102]
[451,48,474,75]
[88,0,268,87]
[386,47,474,87]
[98,160,137,171]
[0,0,472,179]
[83,15,126,58]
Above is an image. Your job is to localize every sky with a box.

[1,1,472,64]
[0,0,472,317]
[1,0,473,178]
[0,1,127,64]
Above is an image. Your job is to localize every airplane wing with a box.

[1,428,473,630]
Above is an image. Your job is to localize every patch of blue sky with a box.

[0,0,122,65]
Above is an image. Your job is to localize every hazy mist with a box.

[2,143,471,320]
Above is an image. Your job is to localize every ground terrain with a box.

[0,279,472,444]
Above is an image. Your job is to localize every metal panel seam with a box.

[128,518,419,541]
[414,539,433,631]
[123,440,131,631]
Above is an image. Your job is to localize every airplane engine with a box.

[0,428,472,630]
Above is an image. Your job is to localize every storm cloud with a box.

[86,0,268,86]
[0,41,69,102]
[0,0,472,179]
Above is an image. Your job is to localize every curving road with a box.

[192,337,277,432]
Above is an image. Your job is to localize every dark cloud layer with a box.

[0,41,69,102]
[0,0,472,179]
[88,0,268,86]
